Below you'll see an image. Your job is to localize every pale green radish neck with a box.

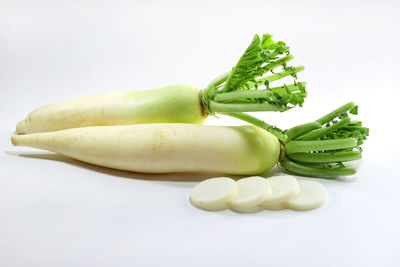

[12,124,280,175]
[17,84,205,134]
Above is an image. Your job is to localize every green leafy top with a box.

[223,34,290,92]
[225,102,369,178]
[205,34,368,178]
[281,102,369,177]
[201,33,306,115]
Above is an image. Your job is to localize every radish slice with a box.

[284,180,327,211]
[229,176,271,213]
[261,175,299,207]
[190,177,237,211]
[263,203,286,210]
[236,204,265,213]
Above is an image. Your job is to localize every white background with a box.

[1,0,400,266]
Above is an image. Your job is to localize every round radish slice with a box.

[284,180,327,211]
[263,203,286,210]
[190,177,237,211]
[261,175,299,207]
[229,176,271,213]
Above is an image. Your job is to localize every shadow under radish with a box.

[6,150,246,182]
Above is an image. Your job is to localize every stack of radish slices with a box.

[190,176,327,213]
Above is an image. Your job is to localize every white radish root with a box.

[16,84,205,134]
[11,124,280,175]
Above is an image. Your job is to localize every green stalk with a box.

[277,102,368,178]
[223,102,367,178]
[316,102,355,125]
[225,112,287,142]
[200,33,307,128]
[287,151,361,163]
[248,66,305,87]
[280,159,356,177]
[207,71,231,88]
[285,122,321,142]
[213,90,273,103]
[209,101,285,113]
[265,55,294,71]
[296,117,351,141]
[285,138,357,154]
[270,82,306,95]
[213,82,306,103]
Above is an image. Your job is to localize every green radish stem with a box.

[296,117,351,141]
[223,112,287,143]
[212,83,306,103]
[285,138,358,154]
[279,102,368,177]
[201,33,306,116]
[247,66,305,87]
[287,151,361,163]
[207,71,231,88]
[209,101,286,113]
[285,122,321,142]
[316,102,356,125]
[280,159,356,178]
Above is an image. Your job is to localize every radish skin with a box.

[11,124,280,175]
[16,84,205,134]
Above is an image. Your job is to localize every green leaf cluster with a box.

[203,33,306,114]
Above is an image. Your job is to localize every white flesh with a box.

[229,177,271,213]
[190,177,237,211]
[262,203,286,211]
[284,180,327,211]
[260,175,300,207]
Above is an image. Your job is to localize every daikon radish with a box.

[17,85,205,134]
[16,33,306,134]
[11,124,280,175]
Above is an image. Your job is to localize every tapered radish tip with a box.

[16,120,26,134]
[11,136,18,146]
